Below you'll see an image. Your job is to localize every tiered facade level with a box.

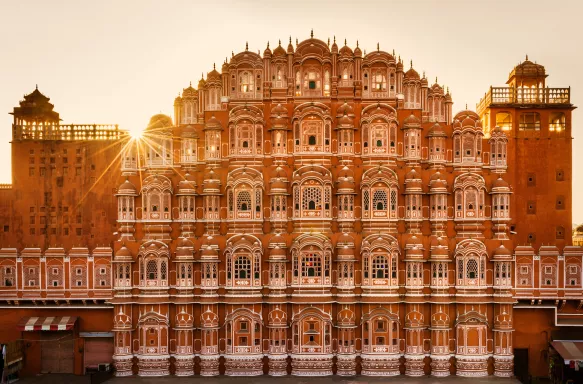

[0,35,577,379]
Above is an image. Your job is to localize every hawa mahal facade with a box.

[0,34,578,379]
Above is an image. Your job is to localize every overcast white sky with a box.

[0,0,582,220]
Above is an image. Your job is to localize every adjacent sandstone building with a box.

[0,34,578,379]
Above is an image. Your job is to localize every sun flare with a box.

[128,127,144,139]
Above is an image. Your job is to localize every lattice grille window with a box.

[24,266,39,287]
[372,189,388,211]
[94,265,111,288]
[301,121,323,148]
[239,71,254,93]
[363,190,370,213]
[465,189,478,217]
[255,189,261,214]
[235,124,254,155]
[462,132,475,161]
[49,266,63,287]
[542,264,556,286]
[0,265,15,287]
[228,191,234,211]
[372,256,388,279]
[567,264,580,286]
[302,186,322,211]
[237,191,251,211]
[71,265,87,288]
[160,261,167,280]
[293,186,300,213]
[301,253,322,277]
[371,125,388,153]
[205,131,221,159]
[234,256,252,280]
[272,130,286,154]
[372,70,387,91]
[390,190,397,213]
[431,262,448,286]
[407,263,422,286]
[517,264,532,286]
[466,259,478,281]
[146,260,158,280]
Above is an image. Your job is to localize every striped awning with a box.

[551,340,583,364]
[17,316,78,331]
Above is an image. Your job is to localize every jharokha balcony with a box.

[476,86,570,114]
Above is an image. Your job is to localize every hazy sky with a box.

[0,0,582,219]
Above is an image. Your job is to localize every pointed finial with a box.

[344,38,347,46]
[423,71,426,78]
[356,40,359,48]
[364,49,366,55]
[267,41,269,48]
[232,51,234,57]
[311,29,313,38]
[35,84,38,90]
[377,42,379,51]
[289,36,292,44]
[465,103,468,109]
[278,39,281,46]
[245,41,248,51]
[526,54,528,61]
[296,38,298,46]
[201,72,204,79]
[410,60,413,68]
[189,81,192,87]
[213,63,215,70]
[435,76,438,83]
[392,49,395,56]
[327,37,330,46]
[334,35,336,43]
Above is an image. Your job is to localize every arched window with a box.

[227,169,263,222]
[302,121,322,149]
[205,131,221,160]
[456,255,487,288]
[303,68,321,95]
[454,174,486,220]
[372,69,387,91]
[462,132,475,161]
[181,138,197,164]
[362,312,399,354]
[362,184,397,220]
[239,71,254,93]
[372,124,387,152]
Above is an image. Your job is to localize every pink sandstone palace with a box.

[0,32,578,379]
